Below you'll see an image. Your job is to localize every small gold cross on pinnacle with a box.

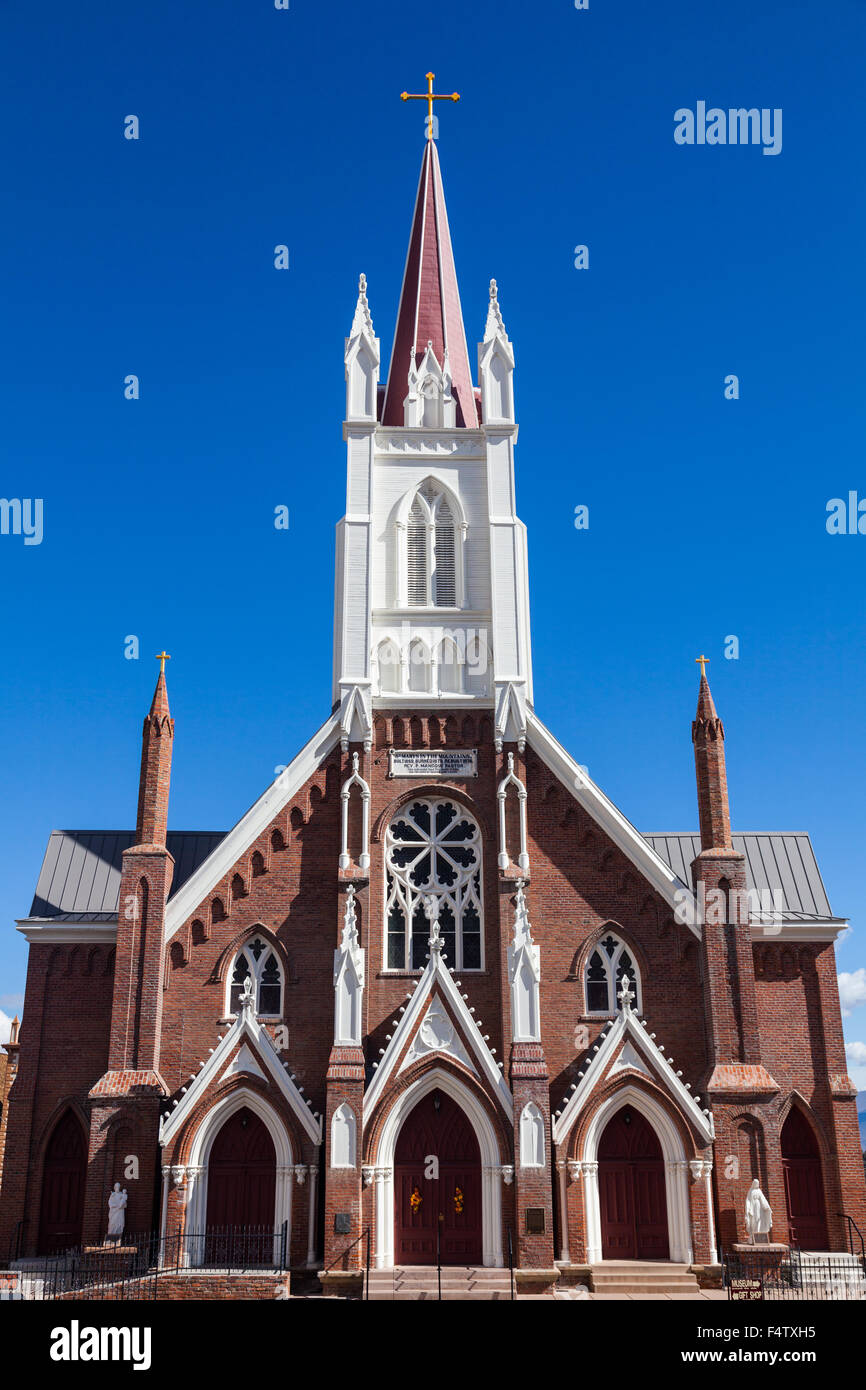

[695,654,710,678]
[155,650,171,674]
[401,71,460,140]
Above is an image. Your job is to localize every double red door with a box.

[781,1108,828,1250]
[38,1111,86,1254]
[395,1090,482,1265]
[205,1106,276,1262]
[598,1106,669,1260]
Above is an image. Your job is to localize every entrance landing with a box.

[368,1266,512,1300]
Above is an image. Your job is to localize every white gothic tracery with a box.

[384,798,483,971]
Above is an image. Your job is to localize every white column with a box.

[158,1166,171,1265]
[306,1164,318,1267]
[374,1166,392,1269]
[556,1160,571,1265]
[583,1161,601,1263]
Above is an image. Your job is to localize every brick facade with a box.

[1,678,863,1280]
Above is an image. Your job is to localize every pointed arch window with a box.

[403,482,462,608]
[228,936,284,1018]
[408,638,431,693]
[437,636,463,694]
[376,638,401,694]
[583,933,640,1015]
[385,799,483,972]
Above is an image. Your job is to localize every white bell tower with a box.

[332,140,532,744]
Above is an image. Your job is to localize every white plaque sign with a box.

[388,749,477,779]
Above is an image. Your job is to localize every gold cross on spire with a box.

[155,650,171,674]
[695,654,710,678]
[401,71,460,140]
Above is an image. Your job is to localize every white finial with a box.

[484,277,507,340]
[350,273,374,336]
[617,974,635,1012]
[239,974,256,1016]
[422,893,443,953]
[341,884,358,947]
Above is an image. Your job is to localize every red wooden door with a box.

[38,1110,86,1254]
[599,1106,669,1260]
[205,1107,276,1262]
[781,1108,828,1250]
[394,1090,482,1265]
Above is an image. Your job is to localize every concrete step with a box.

[590,1262,701,1297]
[369,1266,513,1301]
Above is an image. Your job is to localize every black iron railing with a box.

[723,1247,866,1301]
[837,1211,865,1262]
[1,1223,290,1301]
[507,1227,515,1300]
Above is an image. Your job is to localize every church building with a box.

[1,121,863,1296]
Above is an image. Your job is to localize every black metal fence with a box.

[0,1224,289,1301]
[724,1248,866,1301]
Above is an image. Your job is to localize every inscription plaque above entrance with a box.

[389,749,477,778]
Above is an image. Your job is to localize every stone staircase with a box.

[589,1261,703,1298]
[367,1265,513,1301]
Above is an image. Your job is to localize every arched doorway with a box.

[394,1088,482,1265]
[38,1110,86,1254]
[598,1105,669,1260]
[781,1108,828,1250]
[205,1105,276,1263]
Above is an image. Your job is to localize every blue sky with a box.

[2,0,865,1085]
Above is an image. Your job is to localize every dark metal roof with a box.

[643,833,836,920]
[24,828,838,925]
[28,831,227,919]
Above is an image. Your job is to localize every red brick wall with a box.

[0,942,115,1257]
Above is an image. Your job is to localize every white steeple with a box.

[332,144,533,731]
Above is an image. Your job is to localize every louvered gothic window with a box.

[385,799,483,971]
[405,483,458,607]
[228,936,283,1017]
[583,933,640,1014]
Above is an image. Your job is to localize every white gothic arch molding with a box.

[369,1067,505,1270]
[170,1087,295,1265]
[392,476,467,610]
[577,1083,709,1265]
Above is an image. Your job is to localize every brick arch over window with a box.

[575,924,647,1015]
[212,923,292,992]
[372,783,493,845]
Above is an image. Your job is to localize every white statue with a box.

[744,1179,773,1242]
[107,1182,128,1240]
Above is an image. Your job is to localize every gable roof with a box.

[644,833,837,921]
[526,712,698,924]
[551,998,715,1148]
[159,994,322,1150]
[27,830,227,919]
[363,935,513,1124]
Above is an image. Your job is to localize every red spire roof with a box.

[695,671,720,724]
[382,140,478,428]
[148,667,171,722]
